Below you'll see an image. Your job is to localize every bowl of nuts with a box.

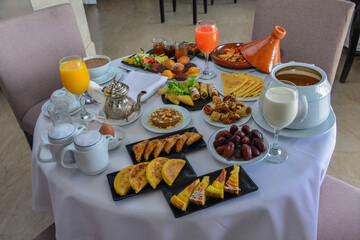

[208,124,269,166]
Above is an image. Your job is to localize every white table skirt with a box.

[32,57,336,240]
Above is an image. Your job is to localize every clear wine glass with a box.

[195,20,219,80]
[261,80,299,163]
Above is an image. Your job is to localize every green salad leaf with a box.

[166,77,196,95]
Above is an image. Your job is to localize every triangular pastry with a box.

[189,176,210,205]
[170,178,200,211]
[129,162,149,193]
[113,165,135,196]
[143,139,158,161]
[162,159,186,186]
[146,157,170,189]
[185,132,203,146]
[224,165,241,194]
[175,133,189,152]
[164,134,180,154]
[132,139,149,162]
[206,168,227,199]
[152,139,166,158]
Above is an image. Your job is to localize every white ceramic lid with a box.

[74,131,102,149]
[48,123,75,142]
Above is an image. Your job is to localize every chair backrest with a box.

[252,0,354,86]
[0,3,86,132]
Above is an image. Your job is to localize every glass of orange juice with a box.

[195,20,219,80]
[59,55,92,120]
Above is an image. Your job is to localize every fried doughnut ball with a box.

[177,56,190,65]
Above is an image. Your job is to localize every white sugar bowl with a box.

[60,130,113,175]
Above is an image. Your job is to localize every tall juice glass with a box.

[195,20,219,80]
[59,55,92,120]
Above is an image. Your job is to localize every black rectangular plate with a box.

[161,166,258,218]
[121,49,195,72]
[125,127,206,163]
[106,152,197,201]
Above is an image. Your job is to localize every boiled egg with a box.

[99,124,115,137]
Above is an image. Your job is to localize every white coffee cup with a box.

[60,130,113,175]
[83,55,111,80]
[37,123,86,164]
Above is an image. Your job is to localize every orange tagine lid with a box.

[240,26,286,73]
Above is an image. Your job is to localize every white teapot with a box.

[60,130,113,175]
[37,123,86,164]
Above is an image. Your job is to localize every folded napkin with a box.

[87,72,167,103]
[122,71,167,102]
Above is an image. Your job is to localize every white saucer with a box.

[42,99,82,117]
[91,66,124,86]
[251,101,336,138]
[94,109,142,127]
[141,105,191,133]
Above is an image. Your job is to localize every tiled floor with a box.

[0,0,359,239]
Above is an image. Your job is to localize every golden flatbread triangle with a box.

[222,73,248,96]
[233,78,256,97]
[146,157,170,189]
[170,178,200,211]
[113,165,135,196]
[189,176,210,205]
[162,159,186,186]
[132,139,149,162]
[129,162,149,193]
[224,165,240,194]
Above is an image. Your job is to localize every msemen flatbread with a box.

[222,73,248,96]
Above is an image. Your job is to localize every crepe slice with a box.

[113,165,135,196]
[132,139,149,162]
[162,159,186,186]
[177,95,194,106]
[170,178,200,211]
[129,162,149,194]
[222,73,248,96]
[143,139,159,161]
[224,165,241,195]
[175,133,190,152]
[153,139,166,158]
[185,132,203,146]
[206,168,227,199]
[146,157,170,189]
[189,176,210,205]
[164,134,180,154]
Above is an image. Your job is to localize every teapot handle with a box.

[60,144,78,169]
[295,94,308,124]
[37,139,55,163]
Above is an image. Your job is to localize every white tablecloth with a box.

[32,57,336,240]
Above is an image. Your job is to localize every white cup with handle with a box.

[37,123,86,164]
[60,130,113,175]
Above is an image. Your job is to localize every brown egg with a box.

[99,124,115,137]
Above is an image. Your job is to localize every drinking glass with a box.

[195,20,219,80]
[152,37,165,56]
[261,80,299,163]
[59,55,92,121]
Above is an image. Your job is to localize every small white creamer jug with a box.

[60,130,113,175]
[37,123,86,164]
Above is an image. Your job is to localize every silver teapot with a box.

[102,78,146,121]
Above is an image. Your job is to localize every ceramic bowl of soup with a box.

[264,61,331,129]
[84,55,111,80]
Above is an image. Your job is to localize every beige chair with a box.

[0,3,86,148]
[252,0,354,86]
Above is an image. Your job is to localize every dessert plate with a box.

[141,105,191,133]
[251,101,336,138]
[161,166,258,218]
[207,126,269,166]
[201,106,251,128]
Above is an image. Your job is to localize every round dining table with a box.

[31,57,336,240]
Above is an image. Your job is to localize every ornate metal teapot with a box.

[102,78,146,121]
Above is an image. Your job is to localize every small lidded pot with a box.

[60,130,113,175]
[265,61,331,129]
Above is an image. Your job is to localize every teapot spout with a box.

[133,91,147,111]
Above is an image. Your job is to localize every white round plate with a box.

[215,76,262,102]
[94,108,142,127]
[141,104,191,133]
[251,101,336,138]
[201,105,251,128]
[92,66,124,86]
[208,126,269,166]
[41,99,82,117]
